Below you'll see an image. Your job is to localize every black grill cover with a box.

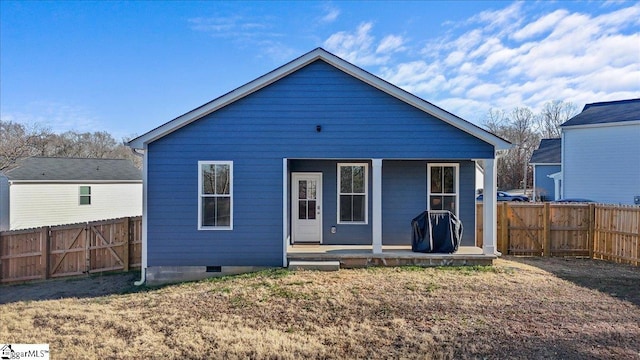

[411,210,463,253]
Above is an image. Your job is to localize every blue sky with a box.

[1,1,639,139]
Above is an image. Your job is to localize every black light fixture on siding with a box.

[316,125,322,132]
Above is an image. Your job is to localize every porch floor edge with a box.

[286,245,496,268]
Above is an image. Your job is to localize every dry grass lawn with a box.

[1,257,639,359]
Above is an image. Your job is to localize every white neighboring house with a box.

[558,98,640,205]
[0,157,142,231]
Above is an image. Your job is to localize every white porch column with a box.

[372,159,383,254]
[482,158,498,255]
[282,158,288,267]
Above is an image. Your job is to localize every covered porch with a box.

[282,156,500,267]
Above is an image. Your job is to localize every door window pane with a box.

[308,181,316,200]
[308,200,316,220]
[298,200,307,220]
[298,181,307,199]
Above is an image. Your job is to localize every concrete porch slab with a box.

[287,245,496,268]
[288,260,340,271]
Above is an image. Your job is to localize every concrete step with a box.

[288,260,340,271]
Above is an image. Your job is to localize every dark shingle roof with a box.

[561,98,640,127]
[3,157,141,181]
[530,138,561,164]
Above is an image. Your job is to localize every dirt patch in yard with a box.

[0,257,638,359]
[0,271,140,305]
[507,256,640,306]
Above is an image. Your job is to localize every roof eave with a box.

[560,119,640,129]
[8,179,143,184]
[128,48,512,151]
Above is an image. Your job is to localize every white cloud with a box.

[0,101,103,134]
[376,35,405,54]
[467,83,503,99]
[512,9,568,41]
[323,22,405,66]
[376,2,640,123]
[188,16,272,37]
[319,4,340,23]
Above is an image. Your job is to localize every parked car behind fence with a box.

[476,191,529,202]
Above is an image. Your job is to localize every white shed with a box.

[0,157,142,230]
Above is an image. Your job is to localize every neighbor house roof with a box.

[127,47,511,151]
[2,157,142,182]
[561,98,640,127]
[529,138,561,164]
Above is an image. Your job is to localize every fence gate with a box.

[49,224,88,278]
[506,204,544,255]
[88,219,129,273]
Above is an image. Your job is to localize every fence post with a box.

[85,223,91,274]
[500,202,509,254]
[41,226,51,279]
[543,202,551,257]
[123,217,130,272]
[588,203,596,259]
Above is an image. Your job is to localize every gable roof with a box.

[561,98,640,127]
[529,138,561,164]
[127,48,511,151]
[2,157,142,182]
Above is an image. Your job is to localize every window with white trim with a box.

[79,186,91,205]
[198,161,233,230]
[338,163,368,224]
[428,164,459,215]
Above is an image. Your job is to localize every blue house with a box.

[529,138,561,201]
[127,48,510,284]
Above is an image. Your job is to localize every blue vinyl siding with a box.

[146,60,493,266]
[382,160,476,246]
[534,165,560,201]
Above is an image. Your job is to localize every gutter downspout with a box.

[130,146,147,286]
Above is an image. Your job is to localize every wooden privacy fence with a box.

[476,203,640,265]
[0,216,142,284]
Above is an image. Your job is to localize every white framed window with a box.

[198,161,233,230]
[79,186,91,205]
[427,163,459,215]
[337,163,368,224]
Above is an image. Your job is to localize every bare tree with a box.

[1,121,141,171]
[483,107,540,191]
[0,121,51,171]
[539,100,577,138]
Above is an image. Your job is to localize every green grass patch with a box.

[434,265,500,274]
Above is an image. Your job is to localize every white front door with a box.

[292,173,322,243]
